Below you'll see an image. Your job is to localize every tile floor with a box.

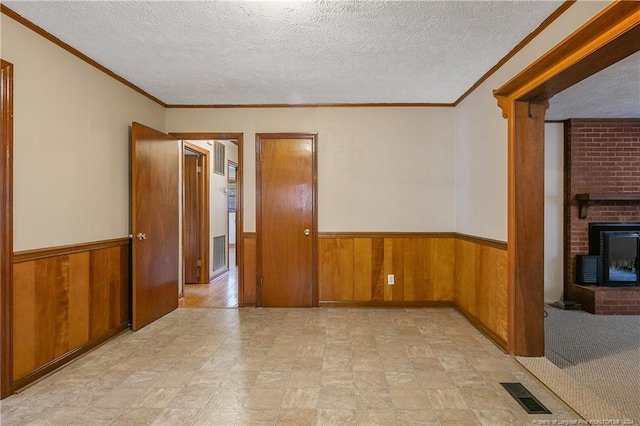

[1,308,581,425]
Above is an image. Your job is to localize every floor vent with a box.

[500,382,551,414]
[213,235,226,270]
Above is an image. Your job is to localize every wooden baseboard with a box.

[454,304,507,352]
[319,300,454,308]
[13,323,129,392]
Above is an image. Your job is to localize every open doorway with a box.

[182,143,209,287]
[174,133,243,308]
[493,2,639,356]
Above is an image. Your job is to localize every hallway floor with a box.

[1,307,580,425]
[180,248,238,308]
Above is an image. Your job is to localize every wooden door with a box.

[183,154,200,284]
[131,122,179,330]
[257,133,317,307]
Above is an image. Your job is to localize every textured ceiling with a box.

[3,0,566,105]
[546,52,640,120]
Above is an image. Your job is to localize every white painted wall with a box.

[167,107,456,233]
[1,14,166,251]
[454,0,611,242]
[545,123,565,303]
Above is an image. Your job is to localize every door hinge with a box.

[259,276,263,288]
[197,166,202,174]
[196,260,202,267]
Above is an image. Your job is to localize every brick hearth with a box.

[564,119,640,315]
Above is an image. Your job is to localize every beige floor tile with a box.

[435,408,482,425]
[322,356,353,371]
[324,343,352,357]
[292,357,323,371]
[254,370,290,389]
[93,387,149,408]
[355,388,393,409]
[460,387,513,411]
[317,409,357,425]
[438,356,475,372]
[166,386,216,409]
[473,409,525,425]
[411,357,444,372]
[352,356,383,372]
[287,371,321,388]
[297,344,325,357]
[416,371,456,389]
[425,388,469,410]
[245,388,286,409]
[395,409,440,426]
[281,388,319,409]
[205,388,249,409]
[220,370,259,388]
[121,370,164,388]
[111,407,163,425]
[318,386,356,409]
[390,388,431,409]
[353,371,388,390]
[381,357,414,372]
[34,407,123,426]
[321,371,354,387]
[356,408,398,425]
[131,387,183,409]
[385,371,422,389]
[262,357,295,371]
[186,370,226,388]
[276,408,317,425]
[193,408,241,425]
[448,371,487,388]
[239,409,280,425]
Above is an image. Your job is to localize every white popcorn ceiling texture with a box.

[4,0,639,114]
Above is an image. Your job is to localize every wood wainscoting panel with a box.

[12,239,129,385]
[319,238,354,301]
[242,234,257,305]
[12,261,36,380]
[454,238,508,348]
[318,233,455,304]
[353,238,372,301]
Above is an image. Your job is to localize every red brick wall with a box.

[564,119,640,303]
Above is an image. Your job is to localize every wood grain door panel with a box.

[183,154,200,284]
[257,134,317,307]
[131,122,179,330]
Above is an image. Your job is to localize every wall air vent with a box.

[214,141,225,175]
[213,235,226,270]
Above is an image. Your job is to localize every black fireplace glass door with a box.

[605,233,639,283]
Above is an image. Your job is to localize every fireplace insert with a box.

[588,223,640,286]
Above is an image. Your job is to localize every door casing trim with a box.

[1,59,14,399]
[183,142,210,284]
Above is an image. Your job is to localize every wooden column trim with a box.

[494,1,640,356]
[1,59,14,399]
[509,100,547,356]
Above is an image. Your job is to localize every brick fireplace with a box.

[564,119,640,315]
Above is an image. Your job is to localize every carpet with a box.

[541,305,640,422]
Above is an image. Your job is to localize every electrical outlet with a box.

[387,274,395,285]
